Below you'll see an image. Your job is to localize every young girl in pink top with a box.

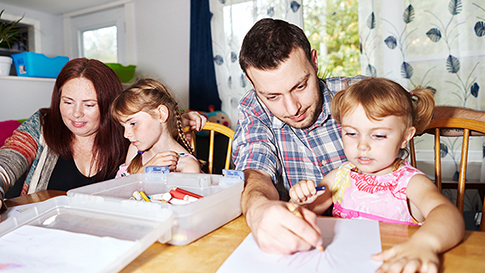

[111,78,201,177]
[290,77,464,273]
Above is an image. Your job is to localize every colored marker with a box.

[133,191,143,201]
[172,187,202,199]
[316,186,326,191]
[169,190,198,202]
[139,191,151,202]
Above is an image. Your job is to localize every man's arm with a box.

[241,169,323,254]
[433,106,485,136]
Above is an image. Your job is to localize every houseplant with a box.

[0,9,25,50]
[0,10,24,76]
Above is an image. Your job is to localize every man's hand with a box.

[181,111,207,131]
[247,200,323,254]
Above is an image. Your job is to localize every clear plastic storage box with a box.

[0,195,173,272]
[67,172,244,246]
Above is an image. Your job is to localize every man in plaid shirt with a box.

[232,18,364,254]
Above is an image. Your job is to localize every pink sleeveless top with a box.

[331,161,422,225]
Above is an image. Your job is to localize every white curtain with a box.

[359,0,485,211]
[209,0,304,129]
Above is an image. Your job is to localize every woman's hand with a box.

[289,180,324,205]
[181,111,207,131]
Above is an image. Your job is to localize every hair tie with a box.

[137,150,145,155]
[409,91,414,96]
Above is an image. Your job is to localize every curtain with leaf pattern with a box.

[359,0,485,212]
[209,0,303,129]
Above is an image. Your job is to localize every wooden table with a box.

[4,190,485,272]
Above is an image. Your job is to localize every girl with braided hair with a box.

[111,78,201,177]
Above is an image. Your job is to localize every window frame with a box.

[63,1,135,65]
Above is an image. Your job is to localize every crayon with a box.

[288,203,324,252]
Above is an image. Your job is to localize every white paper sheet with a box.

[217,217,382,273]
[0,225,136,272]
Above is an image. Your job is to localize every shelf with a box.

[0,75,55,82]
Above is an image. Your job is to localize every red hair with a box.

[40,58,129,181]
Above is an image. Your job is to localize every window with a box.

[82,26,117,63]
[303,0,360,77]
[65,6,127,64]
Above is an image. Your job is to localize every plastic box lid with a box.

[0,195,173,272]
[67,172,244,246]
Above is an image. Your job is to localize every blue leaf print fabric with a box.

[446,55,460,73]
[403,5,415,23]
[448,0,462,15]
[475,21,485,37]
[214,55,224,66]
[384,36,397,49]
[471,83,479,98]
[401,62,413,79]
[426,28,442,42]
[367,12,375,29]
[290,1,301,12]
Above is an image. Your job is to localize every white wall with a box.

[0,0,192,110]
[133,0,191,110]
[0,3,64,56]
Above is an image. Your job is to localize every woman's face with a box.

[59,77,101,139]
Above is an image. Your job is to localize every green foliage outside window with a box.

[303,0,361,78]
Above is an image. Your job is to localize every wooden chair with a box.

[410,118,485,231]
[185,122,235,174]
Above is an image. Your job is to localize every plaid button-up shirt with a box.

[232,76,365,200]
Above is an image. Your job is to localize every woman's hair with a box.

[111,78,195,174]
[331,77,435,160]
[239,18,312,75]
[40,58,129,181]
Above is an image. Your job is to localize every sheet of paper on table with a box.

[217,217,382,273]
[0,225,136,272]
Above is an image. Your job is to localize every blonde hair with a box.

[111,78,195,174]
[331,77,435,161]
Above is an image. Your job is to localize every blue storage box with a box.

[11,52,69,78]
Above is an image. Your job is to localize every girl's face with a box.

[119,110,164,152]
[59,77,101,139]
[340,104,415,176]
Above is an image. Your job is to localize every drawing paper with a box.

[217,217,382,273]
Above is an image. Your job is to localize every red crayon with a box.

[169,190,198,202]
[172,187,203,199]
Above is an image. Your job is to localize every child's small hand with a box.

[372,240,439,273]
[289,180,324,205]
[144,150,179,172]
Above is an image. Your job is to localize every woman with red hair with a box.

[0,58,205,215]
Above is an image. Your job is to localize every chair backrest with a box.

[186,122,235,174]
[410,117,485,231]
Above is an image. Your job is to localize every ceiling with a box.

[0,0,118,15]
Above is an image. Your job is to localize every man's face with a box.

[246,48,322,129]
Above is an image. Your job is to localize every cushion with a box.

[0,120,22,147]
